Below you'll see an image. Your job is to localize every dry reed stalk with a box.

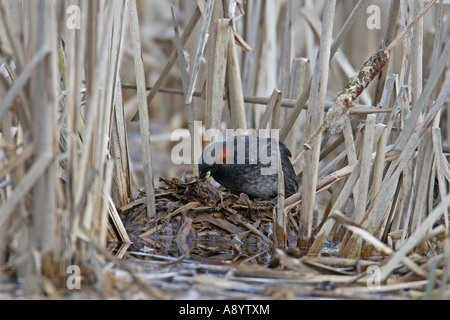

[63,2,85,219]
[277,0,292,128]
[70,0,130,280]
[395,39,448,150]
[205,11,230,130]
[258,88,281,131]
[273,131,286,248]
[294,0,437,166]
[271,88,282,130]
[286,57,309,157]
[226,34,247,130]
[339,114,376,258]
[0,144,34,181]
[226,2,247,131]
[279,0,292,98]
[0,0,448,299]
[0,1,63,294]
[380,192,450,281]
[285,161,364,212]
[372,0,400,107]
[385,0,437,53]
[427,0,445,86]
[30,1,58,285]
[371,124,388,224]
[108,2,132,211]
[111,77,133,209]
[123,84,389,115]
[300,48,390,159]
[61,0,85,252]
[280,0,367,142]
[388,39,449,175]
[128,0,156,218]
[128,6,201,121]
[309,161,362,254]
[431,128,449,228]
[171,6,198,176]
[108,195,130,243]
[343,118,358,166]
[0,153,53,227]
[386,85,408,146]
[375,76,396,124]
[298,0,336,248]
[186,0,215,106]
[241,0,262,128]
[0,47,50,120]
[362,58,450,249]
[254,0,278,127]
[411,132,434,233]
[72,1,105,243]
[411,0,424,109]
[0,2,26,72]
[105,1,127,234]
[355,114,376,225]
[330,211,428,279]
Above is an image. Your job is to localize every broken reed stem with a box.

[258,88,281,131]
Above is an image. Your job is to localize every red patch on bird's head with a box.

[215,144,232,165]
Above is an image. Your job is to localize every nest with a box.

[120,176,301,263]
[116,178,447,300]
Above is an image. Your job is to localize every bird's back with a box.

[210,135,298,198]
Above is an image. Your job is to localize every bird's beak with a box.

[204,170,211,180]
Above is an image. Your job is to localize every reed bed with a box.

[0,0,449,299]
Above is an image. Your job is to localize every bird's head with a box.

[198,141,232,181]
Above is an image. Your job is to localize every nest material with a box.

[120,176,300,262]
[116,177,448,300]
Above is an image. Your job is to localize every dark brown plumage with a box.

[198,135,298,199]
